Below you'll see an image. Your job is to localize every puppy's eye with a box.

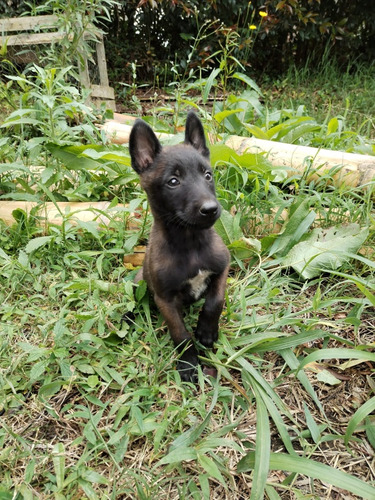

[205,171,213,181]
[167,177,180,187]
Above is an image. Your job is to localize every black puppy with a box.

[129,112,230,382]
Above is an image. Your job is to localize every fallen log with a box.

[225,136,375,188]
[0,201,140,228]
[99,120,171,144]
[100,119,375,188]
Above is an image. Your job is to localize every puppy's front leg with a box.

[154,295,198,382]
[195,267,229,348]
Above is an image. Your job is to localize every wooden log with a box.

[100,121,171,144]
[0,201,129,227]
[225,136,375,188]
[101,118,375,188]
[123,246,146,267]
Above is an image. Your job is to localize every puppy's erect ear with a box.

[184,111,210,158]
[129,119,162,173]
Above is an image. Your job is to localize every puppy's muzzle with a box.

[199,200,220,217]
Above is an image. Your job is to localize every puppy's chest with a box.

[185,269,212,300]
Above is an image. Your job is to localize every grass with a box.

[0,60,375,499]
[261,60,375,140]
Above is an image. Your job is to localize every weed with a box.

[0,49,375,499]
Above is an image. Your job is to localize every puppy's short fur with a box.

[129,112,230,382]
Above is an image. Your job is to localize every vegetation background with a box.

[0,1,375,499]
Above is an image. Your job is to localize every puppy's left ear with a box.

[185,111,210,158]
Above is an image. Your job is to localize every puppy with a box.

[129,111,230,382]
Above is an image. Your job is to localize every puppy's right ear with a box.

[129,119,162,173]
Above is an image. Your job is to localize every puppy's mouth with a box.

[175,206,221,229]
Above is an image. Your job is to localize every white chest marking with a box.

[187,269,212,300]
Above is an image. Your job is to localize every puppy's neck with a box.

[152,217,212,247]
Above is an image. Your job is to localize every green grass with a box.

[1,61,375,499]
[261,60,375,140]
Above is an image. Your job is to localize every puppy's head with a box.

[129,112,220,229]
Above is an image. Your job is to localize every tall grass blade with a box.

[238,452,375,499]
[345,396,375,446]
[52,443,66,490]
[250,384,270,500]
[203,68,221,103]
[296,348,375,374]
[280,348,324,414]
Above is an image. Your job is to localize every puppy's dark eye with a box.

[205,172,213,181]
[167,177,180,187]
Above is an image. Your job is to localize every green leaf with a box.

[203,68,221,103]
[83,422,97,445]
[269,197,315,257]
[244,123,269,140]
[46,143,102,171]
[157,446,197,465]
[81,147,131,166]
[264,484,282,500]
[250,385,270,500]
[228,236,261,259]
[52,443,66,490]
[24,459,35,483]
[76,220,100,239]
[327,117,339,135]
[254,328,327,354]
[197,454,226,486]
[30,359,49,380]
[214,209,242,246]
[232,72,262,95]
[78,478,99,500]
[345,396,375,446]
[280,348,324,413]
[283,224,369,279]
[87,375,99,388]
[209,143,272,173]
[81,469,109,484]
[296,348,375,374]
[39,381,64,398]
[0,247,10,261]
[259,384,296,455]
[214,108,244,124]
[166,381,219,453]
[303,402,321,443]
[1,192,40,202]
[25,235,54,254]
[238,452,375,499]
[41,167,56,185]
[316,369,341,386]
[365,418,375,449]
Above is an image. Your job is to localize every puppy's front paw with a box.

[195,327,218,348]
[177,352,199,383]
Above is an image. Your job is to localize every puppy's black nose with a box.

[200,201,219,216]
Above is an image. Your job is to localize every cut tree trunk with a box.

[225,136,375,188]
[0,201,141,228]
[99,119,375,188]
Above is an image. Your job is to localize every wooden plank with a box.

[96,40,110,87]
[2,30,97,47]
[1,15,115,108]
[3,32,66,46]
[77,51,91,89]
[91,84,115,99]
[0,15,58,32]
